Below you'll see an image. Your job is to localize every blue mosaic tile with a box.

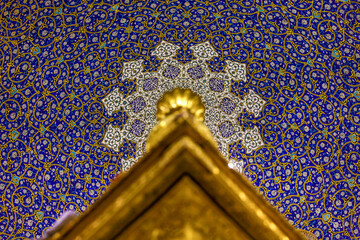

[0,0,360,239]
[162,65,180,79]
[187,65,205,80]
[130,97,146,113]
[131,119,146,137]
[143,77,158,91]
[219,121,235,138]
[220,97,236,115]
[209,78,224,92]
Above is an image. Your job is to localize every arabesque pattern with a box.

[0,0,359,239]
[102,41,265,173]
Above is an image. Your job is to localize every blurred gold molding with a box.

[46,88,306,240]
[298,229,318,240]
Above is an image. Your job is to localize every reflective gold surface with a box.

[117,176,249,240]
[298,230,318,240]
[47,88,305,240]
[156,88,205,121]
[147,89,217,152]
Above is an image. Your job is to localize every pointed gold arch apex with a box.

[147,88,218,152]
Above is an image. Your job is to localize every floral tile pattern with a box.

[102,41,264,172]
[0,0,359,239]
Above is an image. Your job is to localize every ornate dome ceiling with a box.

[0,0,359,239]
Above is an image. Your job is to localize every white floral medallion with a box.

[102,41,266,173]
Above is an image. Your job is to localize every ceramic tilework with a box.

[0,0,359,239]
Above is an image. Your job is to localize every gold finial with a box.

[157,88,205,122]
[146,88,216,152]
